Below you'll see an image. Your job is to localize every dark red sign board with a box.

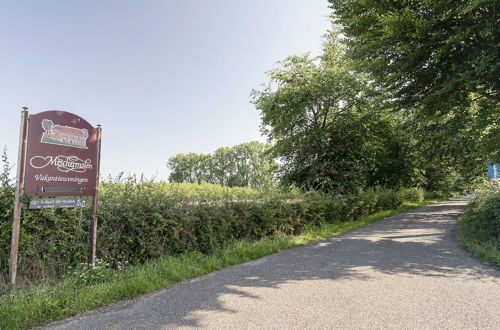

[24,111,99,196]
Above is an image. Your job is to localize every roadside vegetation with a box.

[0,198,441,330]
[1,161,436,286]
[459,188,500,265]
[0,147,456,329]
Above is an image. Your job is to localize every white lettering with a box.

[33,174,89,184]
[30,155,92,173]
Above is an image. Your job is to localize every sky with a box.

[0,0,332,180]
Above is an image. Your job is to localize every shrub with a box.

[375,188,398,209]
[395,188,425,204]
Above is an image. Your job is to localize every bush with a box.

[395,188,425,204]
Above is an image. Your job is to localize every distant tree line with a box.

[167,141,276,189]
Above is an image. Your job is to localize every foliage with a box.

[327,1,499,175]
[252,38,421,193]
[459,190,500,265]
[0,148,14,286]
[167,141,276,189]
[67,259,125,286]
[252,34,478,193]
[329,0,499,111]
[0,147,11,188]
[407,98,499,191]
[1,164,426,285]
[253,25,496,193]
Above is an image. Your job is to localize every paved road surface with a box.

[45,199,499,329]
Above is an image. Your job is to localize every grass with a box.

[458,191,500,266]
[0,200,439,330]
[459,239,499,265]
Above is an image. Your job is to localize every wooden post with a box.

[88,125,102,267]
[8,108,29,285]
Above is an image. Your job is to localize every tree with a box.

[408,97,500,189]
[328,0,499,187]
[167,142,276,189]
[167,153,212,184]
[252,38,417,193]
[329,0,499,113]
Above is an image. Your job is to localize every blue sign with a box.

[487,164,500,179]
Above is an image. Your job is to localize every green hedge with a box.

[0,180,426,285]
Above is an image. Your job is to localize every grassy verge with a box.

[0,200,439,330]
[459,239,499,264]
[458,191,500,266]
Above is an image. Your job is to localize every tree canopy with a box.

[329,0,499,113]
[253,39,420,193]
[253,31,496,193]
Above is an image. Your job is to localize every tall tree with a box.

[252,39,416,193]
[329,0,499,113]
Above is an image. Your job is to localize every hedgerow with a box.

[0,173,428,286]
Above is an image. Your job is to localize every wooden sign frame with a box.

[8,108,102,284]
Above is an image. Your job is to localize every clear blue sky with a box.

[0,0,331,180]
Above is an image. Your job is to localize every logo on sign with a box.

[41,119,89,149]
[29,155,93,173]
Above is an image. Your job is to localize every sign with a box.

[24,111,99,196]
[29,197,87,209]
[487,164,500,179]
[8,108,102,285]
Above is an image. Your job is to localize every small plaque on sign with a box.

[29,198,87,209]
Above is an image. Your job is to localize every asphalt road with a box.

[45,198,500,329]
